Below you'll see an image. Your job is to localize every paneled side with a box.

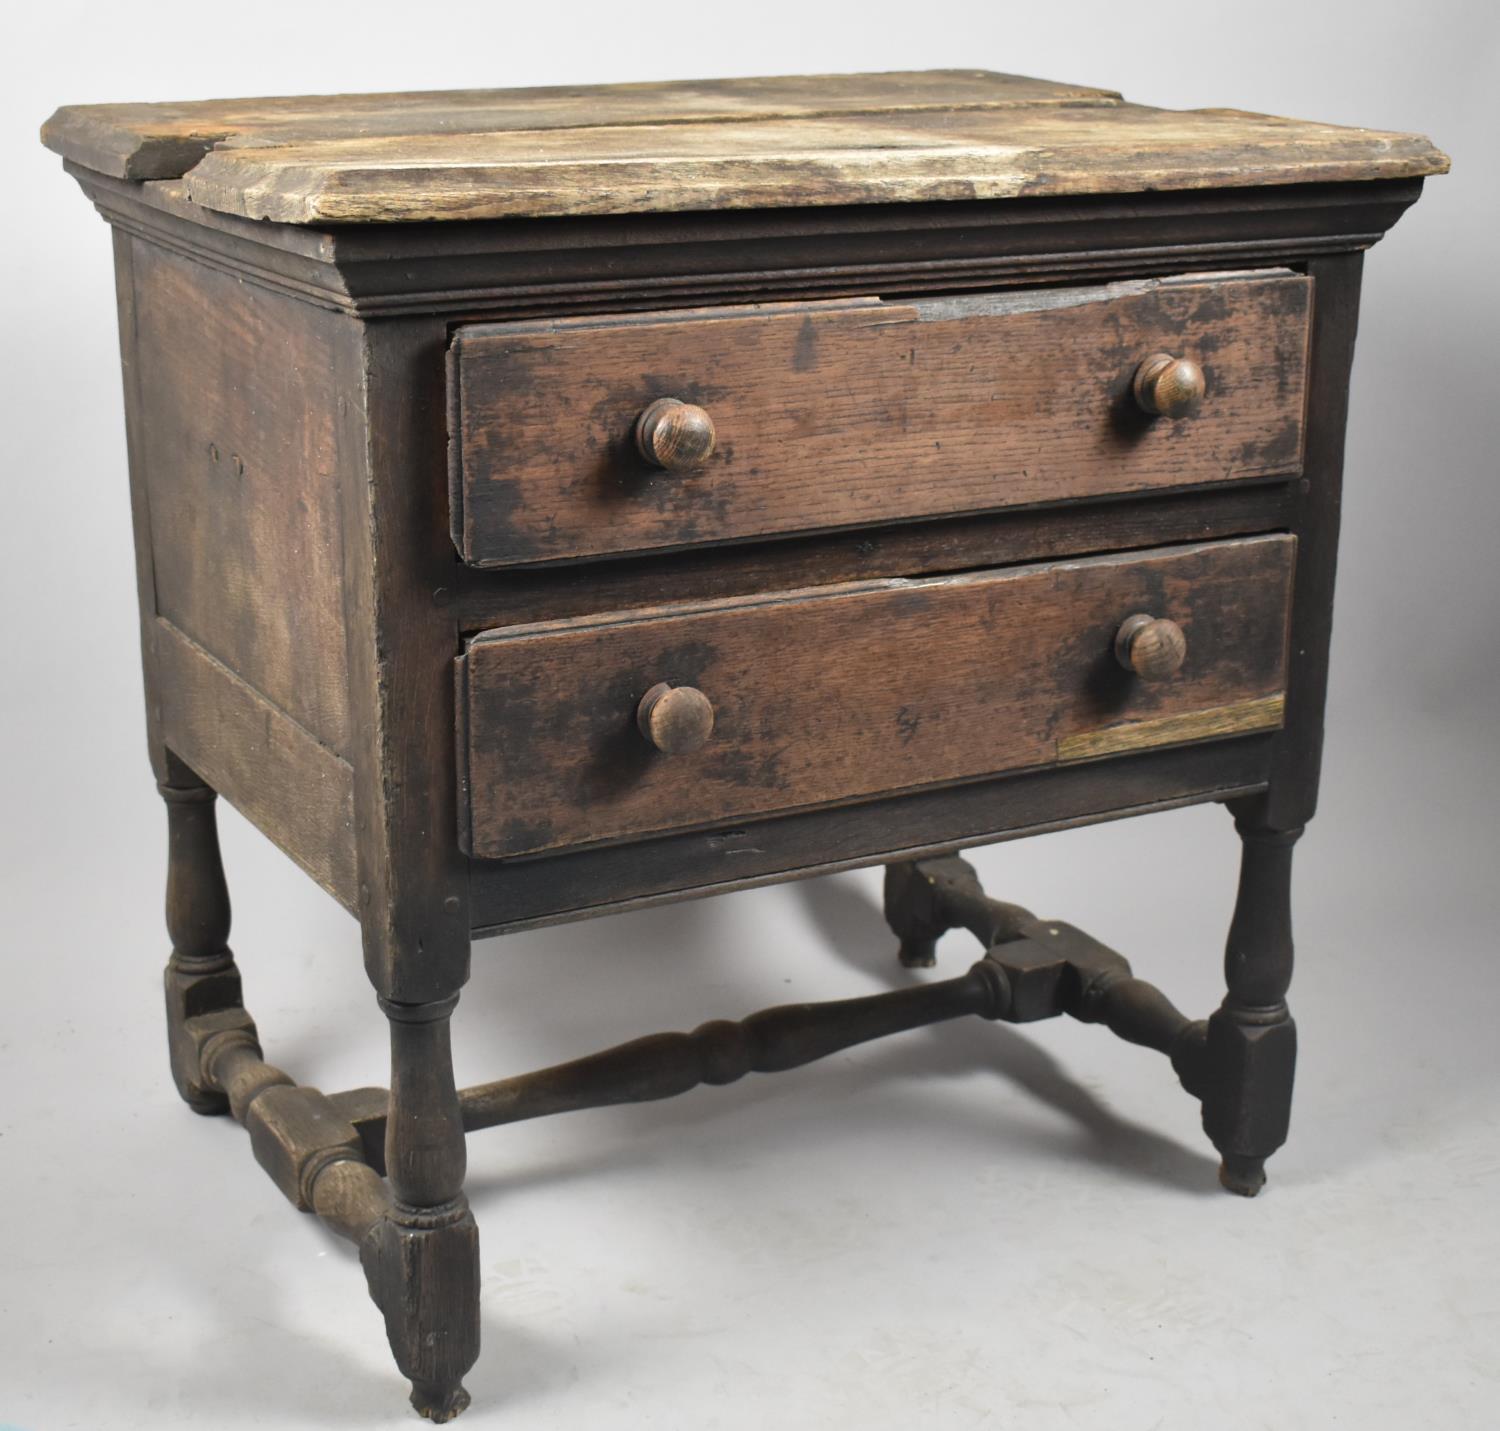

[128,238,351,753]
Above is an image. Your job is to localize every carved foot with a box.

[1218,1154,1267,1198]
[362,1202,480,1422]
[411,1383,472,1424]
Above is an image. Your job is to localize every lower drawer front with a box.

[459,535,1293,859]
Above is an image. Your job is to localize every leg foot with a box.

[1218,1155,1267,1198]
[411,1383,472,1424]
[883,856,1030,968]
[897,937,937,969]
[362,1199,480,1423]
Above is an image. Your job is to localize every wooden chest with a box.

[43,70,1445,1421]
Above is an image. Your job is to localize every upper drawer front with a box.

[449,271,1310,567]
[460,535,1294,859]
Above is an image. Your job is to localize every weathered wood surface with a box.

[41,71,1119,181]
[154,619,358,908]
[451,485,1295,633]
[73,162,1429,323]
[339,317,476,1004]
[128,240,351,752]
[468,737,1272,936]
[459,536,1293,859]
[452,272,1310,566]
[42,71,1446,224]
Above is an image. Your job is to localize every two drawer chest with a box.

[42,70,1446,1420]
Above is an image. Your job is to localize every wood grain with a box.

[68,160,1429,324]
[129,240,351,752]
[467,738,1273,936]
[42,71,1120,180]
[154,618,357,907]
[451,271,1310,566]
[39,86,1443,225]
[451,485,1296,633]
[459,536,1293,859]
[1058,693,1285,762]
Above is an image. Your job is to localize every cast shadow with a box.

[457,870,1218,1203]
[792,871,1220,1195]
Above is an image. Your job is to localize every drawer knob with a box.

[637,682,716,754]
[1115,614,1188,680]
[1133,353,1206,418]
[635,398,717,471]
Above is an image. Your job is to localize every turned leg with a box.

[362,992,480,1423]
[160,752,244,1114]
[1201,797,1302,1196]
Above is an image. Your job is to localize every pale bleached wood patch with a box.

[41,72,1448,225]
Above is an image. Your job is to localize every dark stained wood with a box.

[451,483,1297,632]
[373,994,479,1423]
[128,240,351,752]
[468,735,1274,936]
[450,272,1311,565]
[1263,252,1364,831]
[338,315,472,1004]
[44,65,1443,1425]
[75,164,1428,320]
[154,618,358,909]
[339,861,1205,1149]
[460,536,1293,858]
[1203,797,1301,1196]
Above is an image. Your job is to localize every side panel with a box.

[128,239,351,752]
[115,235,359,907]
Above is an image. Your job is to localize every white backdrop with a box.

[3,5,1497,1428]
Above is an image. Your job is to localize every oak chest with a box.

[43,70,1446,1420]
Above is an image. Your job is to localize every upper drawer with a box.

[448,270,1310,567]
[459,534,1294,859]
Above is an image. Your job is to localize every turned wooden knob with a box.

[1133,353,1206,418]
[635,398,717,471]
[636,682,715,754]
[1115,614,1188,680]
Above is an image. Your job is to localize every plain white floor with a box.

[5,3,1499,1427]
[2,700,1497,1430]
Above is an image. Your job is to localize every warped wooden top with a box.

[42,70,1448,226]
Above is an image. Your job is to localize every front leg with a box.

[363,991,481,1422]
[1201,796,1302,1196]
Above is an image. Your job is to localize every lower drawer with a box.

[458,535,1294,859]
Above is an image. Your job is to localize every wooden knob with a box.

[1133,353,1206,418]
[1115,614,1188,680]
[637,682,715,754]
[635,398,716,471]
